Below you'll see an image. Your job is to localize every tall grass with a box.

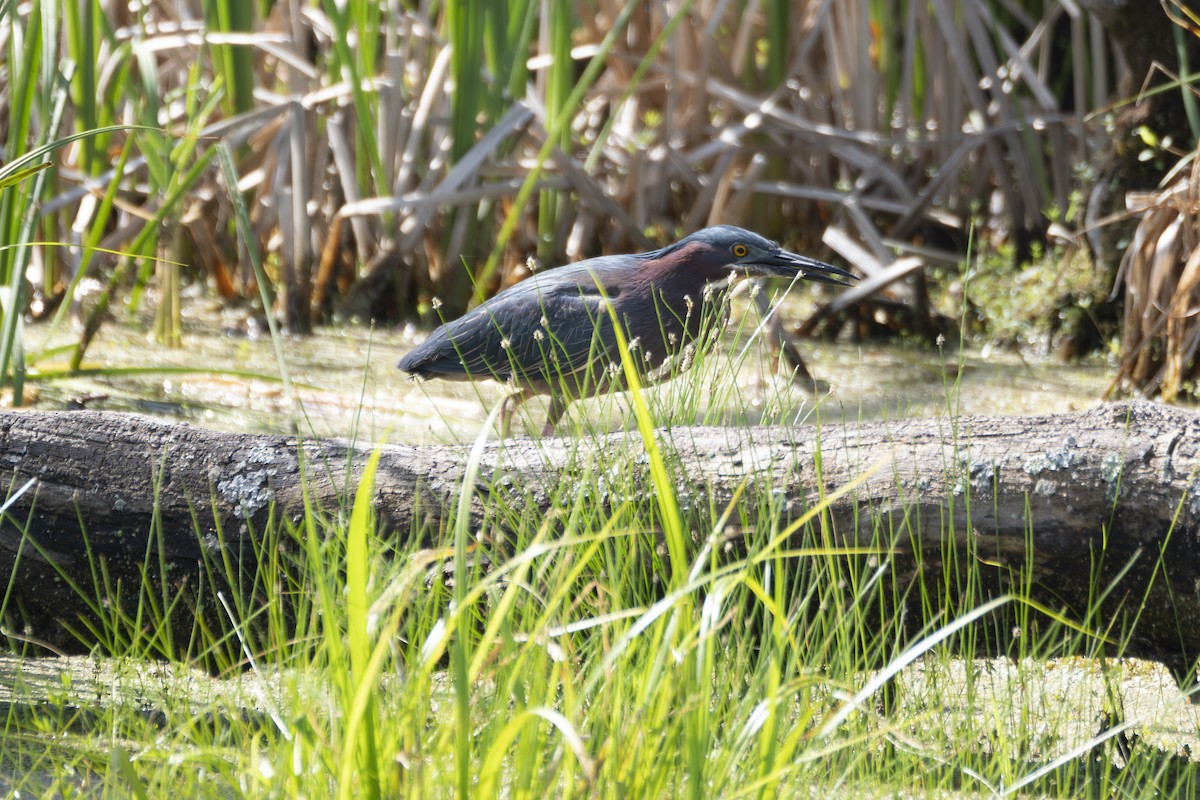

[2,311,1195,797]
[535,0,573,262]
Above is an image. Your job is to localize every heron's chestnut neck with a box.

[639,241,735,286]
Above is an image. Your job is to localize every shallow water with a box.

[19,299,1115,445]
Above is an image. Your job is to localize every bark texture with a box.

[2,402,1199,678]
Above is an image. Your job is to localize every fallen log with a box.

[1,401,1199,679]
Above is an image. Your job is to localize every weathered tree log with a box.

[2,402,1199,677]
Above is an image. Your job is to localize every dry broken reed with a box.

[1112,154,1200,401]
[4,1,1113,361]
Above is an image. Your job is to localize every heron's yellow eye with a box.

[731,243,748,258]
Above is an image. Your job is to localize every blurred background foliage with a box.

[1,0,1199,403]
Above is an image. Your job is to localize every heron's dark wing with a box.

[509,272,623,384]
[398,262,625,387]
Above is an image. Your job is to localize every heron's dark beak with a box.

[744,248,856,286]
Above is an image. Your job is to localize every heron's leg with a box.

[499,389,535,438]
[542,393,572,436]
[751,283,829,395]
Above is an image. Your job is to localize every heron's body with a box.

[398,226,854,434]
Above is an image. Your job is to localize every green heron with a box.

[398,225,854,434]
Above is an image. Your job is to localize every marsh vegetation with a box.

[3,0,1200,797]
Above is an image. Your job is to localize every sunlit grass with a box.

[2,312,1197,797]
